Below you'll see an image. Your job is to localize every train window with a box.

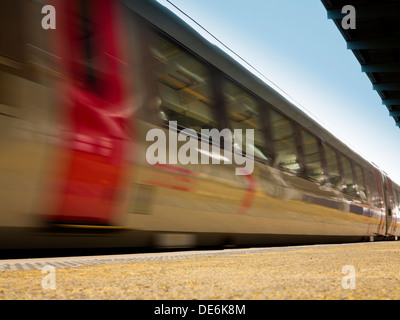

[340,155,356,195]
[151,32,217,133]
[354,164,367,199]
[300,130,324,182]
[223,80,269,161]
[270,109,300,173]
[324,145,341,188]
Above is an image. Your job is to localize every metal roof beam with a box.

[347,38,400,50]
[389,111,400,117]
[382,98,400,105]
[373,83,400,91]
[362,63,400,73]
[327,4,400,19]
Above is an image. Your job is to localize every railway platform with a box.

[1,241,399,300]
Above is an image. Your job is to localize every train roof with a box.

[124,0,375,171]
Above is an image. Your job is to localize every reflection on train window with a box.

[270,110,300,172]
[340,155,356,194]
[367,170,381,207]
[354,164,367,199]
[151,32,217,133]
[301,130,324,182]
[324,145,341,188]
[223,80,269,161]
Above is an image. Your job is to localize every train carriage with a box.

[0,0,398,250]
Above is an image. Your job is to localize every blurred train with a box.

[0,0,398,250]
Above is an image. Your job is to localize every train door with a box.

[48,0,132,225]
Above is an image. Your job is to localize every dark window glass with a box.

[223,80,268,161]
[341,155,356,194]
[151,32,217,133]
[301,130,324,182]
[324,145,341,188]
[270,109,300,172]
[354,164,367,199]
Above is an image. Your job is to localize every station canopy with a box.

[322,0,400,128]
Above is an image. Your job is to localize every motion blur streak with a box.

[49,0,132,225]
[0,0,398,251]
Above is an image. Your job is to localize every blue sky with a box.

[157,0,400,184]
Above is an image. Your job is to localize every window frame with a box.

[322,143,343,190]
[150,27,225,139]
[149,27,276,165]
